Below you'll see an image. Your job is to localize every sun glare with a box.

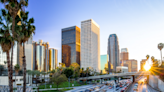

[144,62,151,71]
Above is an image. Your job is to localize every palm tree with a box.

[14,64,20,87]
[15,11,35,92]
[0,9,14,92]
[0,1,28,89]
[151,56,155,63]
[158,43,164,64]
[0,1,29,92]
[146,55,149,60]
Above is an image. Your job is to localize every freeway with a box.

[66,79,131,92]
[127,77,159,92]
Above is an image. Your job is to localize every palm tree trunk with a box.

[10,43,13,89]
[23,43,26,92]
[7,51,13,92]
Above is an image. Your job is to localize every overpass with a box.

[78,71,150,83]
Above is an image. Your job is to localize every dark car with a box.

[116,87,120,91]
[85,89,91,92]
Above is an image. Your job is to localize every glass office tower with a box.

[49,48,58,70]
[107,34,120,72]
[62,26,81,67]
[81,19,100,72]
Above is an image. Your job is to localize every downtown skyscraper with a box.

[81,19,100,72]
[107,34,120,72]
[62,26,81,67]
[49,48,58,70]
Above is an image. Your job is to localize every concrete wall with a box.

[148,75,164,91]
[149,75,158,88]
[0,76,23,86]
[158,78,164,91]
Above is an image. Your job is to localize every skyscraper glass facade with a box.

[81,19,100,72]
[62,26,81,67]
[33,40,50,72]
[49,48,58,70]
[36,45,45,71]
[108,34,120,72]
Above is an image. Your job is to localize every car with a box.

[133,86,138,92]
[116,87,120,91]
[90,88,94,91]
[121,88,125,92]
[109,86,112,89]
[94,88,100,92]
[85,89,91,92]
[134,83,138,87]
[120,85,123,88]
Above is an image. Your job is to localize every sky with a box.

[1,0,164,70]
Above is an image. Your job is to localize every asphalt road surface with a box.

[127,78,159,92]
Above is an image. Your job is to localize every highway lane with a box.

[127,78,159,92]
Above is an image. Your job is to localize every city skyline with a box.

[1,0,164,70]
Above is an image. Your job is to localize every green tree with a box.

[0,9,14,91]
[52,72,67,90]
[32,70,40,86]
[70,63,80,78]
[15,11,35,91]
[0,1,28,91]
[41,71,47,83]
[64,68,74,78]
[14,64,20,86]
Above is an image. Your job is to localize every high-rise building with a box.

[120,48,129,66]
[49,48,58,70]
[140,59,147,71]
[33,40,50,72]
[25,36,33,70]
[62,26,81,67]
[123,59,138,72]
[107,34,120,72]
[81,19,100,72]
[0,42,17,67]
[62,45,71,67]
[17,36,33,70]
[100,55,108,74]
